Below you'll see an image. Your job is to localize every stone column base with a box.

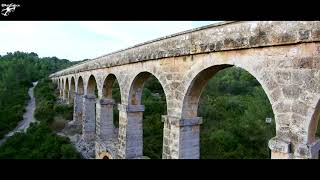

[82,94,96,142]
[117,104,145,159]
[162,115,203,159]
[96,98,116,141]
[268,137,293,159]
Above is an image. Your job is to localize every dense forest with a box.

[0,52,77,139]
[0,78,81,159]
[198,68,275,158]
[0,52,81,159]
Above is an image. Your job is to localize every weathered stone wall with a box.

[95,98,116,141]
[51,21,320,159]
[73,93,83,126]
[82,94,96,141]
[50,21,320,77]
[117,104,144,159]
[162,115,202,159]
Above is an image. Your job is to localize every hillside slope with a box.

[0,51,77,139]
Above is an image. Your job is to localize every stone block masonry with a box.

[51,21,320,159]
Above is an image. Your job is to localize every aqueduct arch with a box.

[58,79,61,96]
[180,63,277,158]
[76,76,84,95]
[98,151,113,159]
[117,71,167,159]
[64,78,69,103]
[101,74,122,100]
[86,75,98,96]
[182,64,233,119]
[68,76,76,104]
[81,75,98,141]
[61,78,65,99]
[128,72,163,105]
[71,76,85,134]
[50,21,320,159]
[95,74,122,142]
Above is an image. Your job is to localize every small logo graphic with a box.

[1,3,20,16]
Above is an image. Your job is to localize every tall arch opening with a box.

[72,76,85,135]
[183,66,275,159]
[102,74,121,126]
[69,77,76,104]
[87,75,98,97]
[64,78,69,102]
[56,79,61,96]
[82,75,98,141]
[61,78,64,94]
[99,74,121,141]
[77,76,84,95]
[59,78,64,98]
[128,72,167,159]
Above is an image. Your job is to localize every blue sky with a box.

[0,21,221,61]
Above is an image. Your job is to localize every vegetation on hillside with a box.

[198,68,275,159]
[0,78,81,159]
[34,79,73,124]
[0,51,76,139]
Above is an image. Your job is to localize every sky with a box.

[0,21,221,61]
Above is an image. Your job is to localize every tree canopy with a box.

[0,51,77,139]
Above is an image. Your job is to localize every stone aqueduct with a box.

[50,21,320,159]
